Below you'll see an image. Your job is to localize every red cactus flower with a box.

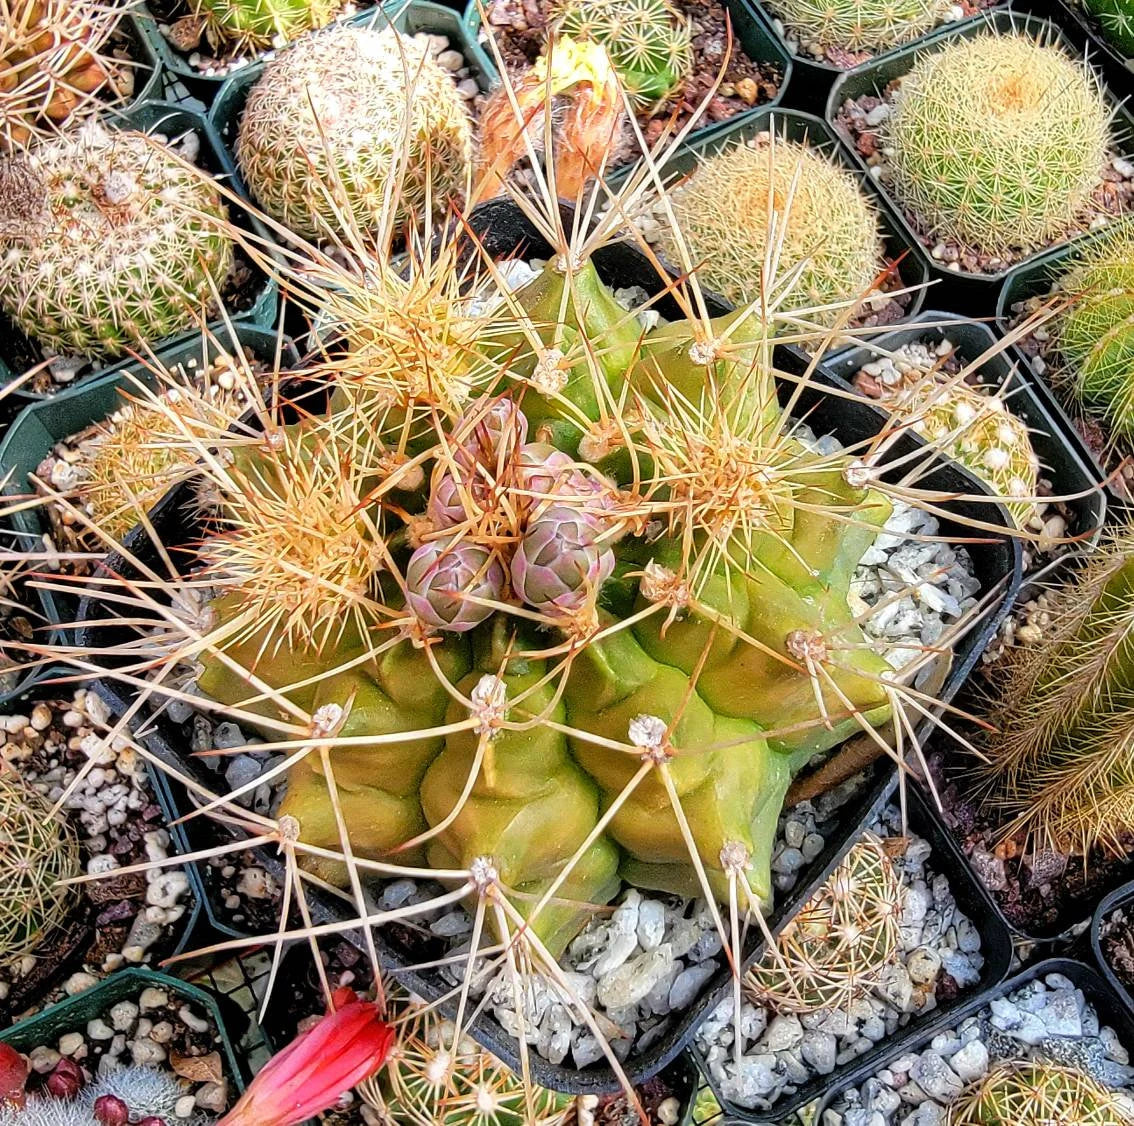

[218,988,393,1126]
[0,1044,27,1110]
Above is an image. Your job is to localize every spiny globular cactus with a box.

[1082,0,1134,57]
[1053,221,1134,442]
[191,0,341,53]
[658,135,883,322]
[744,835,904,1012]
[767,0,951,53]
[978,527,1134,858]
[885,32,1111,255]
[553,0,692,108]
[0,769,81,970]
[236,25,472,241]
[949,1061,1134,1126]
[0,123,233,360]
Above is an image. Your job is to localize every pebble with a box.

[131,1037,166,1065]
[139,987,169,1011]
[58,1032,84,1056]
[175,1095,197,1119]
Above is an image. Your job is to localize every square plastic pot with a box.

[1091,880,1134,1025]
[0,102,280,401]
[821,310,1107,546]
[72,198,1021,1095]
[691,782,1014,1124]
[824,10,1134,313]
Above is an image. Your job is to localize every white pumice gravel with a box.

[824,973,1134,1126]
[696,803,984,1112]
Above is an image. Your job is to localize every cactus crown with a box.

[0,123,233,359]
[885,31,1111,255]
[768,0,952,53]
[553,0,693,107]
[236,25,472,241]
[659,134,883,322]
[744,835,904,1012]
[949,1061,1134,1126]
[1053,220,1134,442]
[191,0,341,53]
[0,770,81,970]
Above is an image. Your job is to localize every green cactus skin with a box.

[192,0,341,52]
[0,124,233,360]
[0,771,81,970]
[885,32,1111,255]
[659,137,883,323]
[1082,0,1134,57]
[1054,222,1134,441]
[767,0,952,53]
[554,0,693,108]
[235,26,472,241]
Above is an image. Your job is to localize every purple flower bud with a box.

[426,471,471,529]
[405,537,505,632]
[511,505,615,616]
[517,443,615,515]
[452,397,528,474]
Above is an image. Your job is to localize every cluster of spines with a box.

[1082,0,1134,56]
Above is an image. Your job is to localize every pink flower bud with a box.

[94,1094,130,1126]
[46,1058,83,1099]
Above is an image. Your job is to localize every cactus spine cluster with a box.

[949,1061,1134,1126]
[553,0,693,108]
[1083,0,1134,57]
[659,136,883,321]
[236,25,472,241]
[768,0,951,53]
[885,32,1111,254]
[744,835,904,1012]
[192,0,341,53]
[0,770,81,970]
[1053,221,1134,442]
[0,124,233,359]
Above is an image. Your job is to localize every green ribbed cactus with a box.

[979,528,1134,857]
[885,32,1111,254]
[1053,222,1134,440]
[768,0,951,52]
[235,25,472,240]
[554,0,692,107]
[1,771,81,970]
[1083,0,1134,56]
[658,137,882,322]
[192,0,341,52]
[0,124,233,359]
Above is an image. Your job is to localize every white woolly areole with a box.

[532,348,568,395]
[311,703,343,736]
[102,170,138,205]
[469,855,499,891]
[629,713,669,760]
[843,458,875,489]
[719,840,750,872]
[640,561,691,608]
[470,674,508,736]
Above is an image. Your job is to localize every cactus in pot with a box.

[191,0,341,53]
[766,0,952,54]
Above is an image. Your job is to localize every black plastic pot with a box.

[73,198,1021,1094]
[691,782,1014,1124]
[0,102,279,400]
[995,225,1134,510]
[815,957,1134,1122]
[825,11,1134,314]
[1091,880,1134,1024]
[822,310,1107,546]
[0,324,298,640]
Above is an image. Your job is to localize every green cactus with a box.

[0,124,233,359]
[1053,221,1134,441]
[658,136,883,323]
[885,31,1111,255]
[553,0,692,108]
[1082,0,1134,57]
[950,1061,1133,1126]
[192,0,341,52]
[235,25,472,241]
[767,0,952,53]
[0,770,81,970]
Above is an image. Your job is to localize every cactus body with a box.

[235,26,472,240]
[1054,222,1134,441]
[659,137,882,321]
[0,124,232,359]
[885,32,1110,255]
[768,0,951,52]
[1083,0,1134,56]
[192,0,340,52]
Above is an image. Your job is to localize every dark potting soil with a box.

[1102,906,1134,991]
[835,87,1134,276]
[481,0,783,155]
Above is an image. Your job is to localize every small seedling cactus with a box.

[1082,0,1134,57]
[1053,221,1134,441]
[767,0,951,53]
[554,0,692,108]
[0,769,81,970]
[658,135,882,321]
[191,0,341,53]
[885,31,1111,254]
[236,25,472,241]
[744,835,904,1011]
[0,124,233,360]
